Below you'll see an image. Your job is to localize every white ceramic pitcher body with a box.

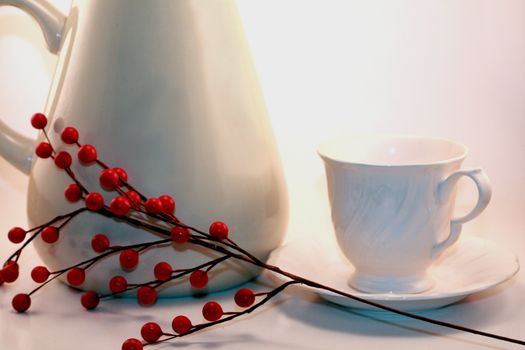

[0,0,288,295]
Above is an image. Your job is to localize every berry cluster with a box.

[1,113,522,349]
[1,113,295,349]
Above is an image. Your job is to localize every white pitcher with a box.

[0,0,288,295]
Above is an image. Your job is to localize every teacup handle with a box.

[0,0,66,174]
[433,169,492,257]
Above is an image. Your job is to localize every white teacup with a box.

[318,136,492,294]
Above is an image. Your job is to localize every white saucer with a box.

[267,236,520,311]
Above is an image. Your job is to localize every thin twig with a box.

[151,281,300,345]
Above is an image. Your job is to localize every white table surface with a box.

[0,158,524,350]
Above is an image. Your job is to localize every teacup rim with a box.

[317,134,468,167]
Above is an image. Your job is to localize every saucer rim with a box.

[267,236,520,304]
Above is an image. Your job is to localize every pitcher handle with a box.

[1,0,65,53]
[433,169,492,257]
[0,0,66,173]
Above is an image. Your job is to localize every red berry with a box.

[189,270,208,289]
[158,194,175,214]
[99,169,120,189]
[171,226,191,244]
[60,126,79,144]
[35,142,53,158]
[31,113,47,129]
[234,288,256,308]
[209,221,229,240]
[41,226,59,243]
[119,249,139,270]
[78,144,97,164]
[54,151,72,169]
[8,227,26,244]
[85,192,104,211]
[80,291,99,310]
[1,261,19,283]
[202,301,223,321]
[141,322,162,343]
[91,233,110,253]
[110,196,131,216]
[122,338,143,350]
[137,286,157,306]
[171,315,192,334]
[31,266,50,283]
[153,262,173,281]
[64,183,82,202]
[144,198,163,214]
[126,191,141,205]
[67,267,85,286]
[114,167,128,183]
[12,293,31,312]
[109,275,128,293]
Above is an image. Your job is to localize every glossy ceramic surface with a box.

[268,236,519,311]
[318,136,492,294]
[0,0,288,295]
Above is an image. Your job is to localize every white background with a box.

[0,1,524,349]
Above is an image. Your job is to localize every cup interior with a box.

[318,135,467,166]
